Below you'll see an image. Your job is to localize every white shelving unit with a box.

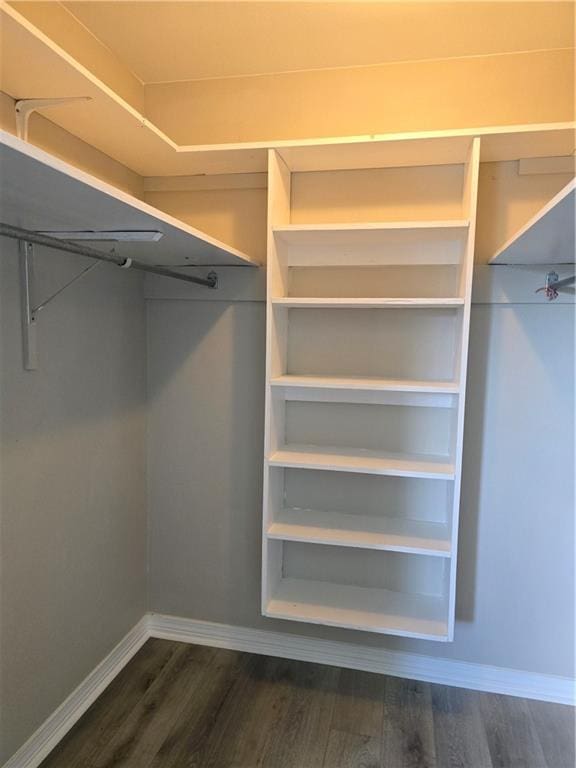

[262,135,480,641]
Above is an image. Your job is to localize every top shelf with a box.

[275,124,576,173]
[1,4,574,177]
[490,178,575,265]
[0,131,258,268]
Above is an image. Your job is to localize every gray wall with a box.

[147,283,575,679]
[2,251,573,762]
[0,240,147,763]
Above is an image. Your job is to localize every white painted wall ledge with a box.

[144,265,575,304]
[6,612,574,768]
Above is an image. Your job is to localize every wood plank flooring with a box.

[40,639,575,768]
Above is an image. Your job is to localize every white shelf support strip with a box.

[19,240,38,371]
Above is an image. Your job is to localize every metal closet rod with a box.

[0,223,218,288]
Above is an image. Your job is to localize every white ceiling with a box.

[62,1,575,84]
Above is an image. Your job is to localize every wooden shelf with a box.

[2,6,574,176]
[268,445,455,479]
[273,221,469,245]
[270,375,459,394]
[0,131,258,268]
[275,222,469,267]
[272,297,464,309]
[265,578,449,640]
[490,178,575,265]
[276,124,576,174]
[268,509,451,556]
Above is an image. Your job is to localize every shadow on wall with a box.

[145,300,230,400]
[456,308,492,624]
[457,300,576,625]
[146,299,266,623]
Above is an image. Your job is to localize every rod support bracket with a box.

[535,270,575,301]
[17,240,100,370]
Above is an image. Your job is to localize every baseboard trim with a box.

[149,613,575,706]
[3,617,150,768]
[5,612,574,768]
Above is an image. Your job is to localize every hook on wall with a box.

[535,271,575,301]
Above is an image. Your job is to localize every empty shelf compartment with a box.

[270,399,457,477]
[284,307,461,381]
[266,579,449,640]
[265,542,450,640]
[273,221,469,268]
[286,264,463,301]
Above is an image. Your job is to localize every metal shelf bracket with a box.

[19,240,37,370]
[18,240,100,370]
[15,97,91,141]
[2,223,220,370]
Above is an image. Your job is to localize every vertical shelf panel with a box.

[262,149,292,610]
[446,136,481,640]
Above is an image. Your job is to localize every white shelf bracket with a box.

[19,240,37,370]
[18,240,100,371]
[15,97,91,141]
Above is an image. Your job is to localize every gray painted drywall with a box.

[2,250,573,763]
[147,293,575,678]
[0,240,147,763]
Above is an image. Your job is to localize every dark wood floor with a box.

[40,639,574,768]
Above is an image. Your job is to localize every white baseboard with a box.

[5,612,574,768]
[149,613,575,706]
[3,617,149,768]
